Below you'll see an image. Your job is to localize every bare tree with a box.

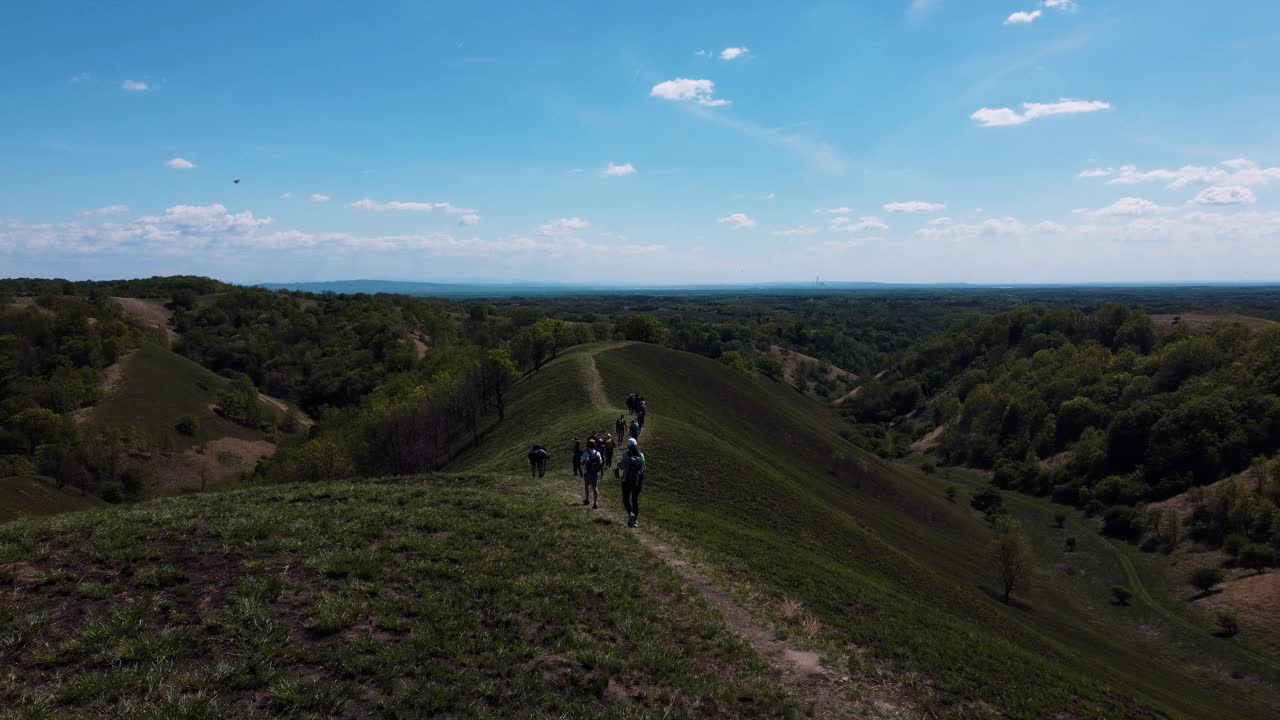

[992,517,1034,602]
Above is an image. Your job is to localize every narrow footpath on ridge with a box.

[562,349,893,719]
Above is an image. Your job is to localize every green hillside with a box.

[5,340,1279,718]
[458,342,1280,719]
[0,476,106,523]
[90,341,276,446]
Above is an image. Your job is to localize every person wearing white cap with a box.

[617,437,646,528]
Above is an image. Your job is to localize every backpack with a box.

[621,451,645,482]
[586,450,603,473]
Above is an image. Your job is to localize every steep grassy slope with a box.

[89,341,275,446]
[0,475,797,719]
[0,476,106,523]
[459,342,1280,719]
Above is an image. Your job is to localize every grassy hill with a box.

[457,342,1280,719]
[0,476,106,523]
[5,341,1280,718]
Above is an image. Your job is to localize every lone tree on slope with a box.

[992,516,1034,602]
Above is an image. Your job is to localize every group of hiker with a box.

[527,391,649,529]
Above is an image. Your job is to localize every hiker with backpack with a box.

[629,417,641,440]
[615,415,626,443]
[527,445,550,478]
[581,438,605,509]
[571,438,583,477]
[617,437,646,528]
[637,406,646,431]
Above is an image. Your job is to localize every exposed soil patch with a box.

[910,424,945,453]
[70,351,136,426]
[1149,473,1250,522]
[1150,313,1279,333]
[1197,569,1280,637]
[770,346,860,391]
[259,393,314,427]
[112,296,178,344]
[125,437,277,494]
[409,332,429,359]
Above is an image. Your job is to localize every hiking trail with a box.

[572,348,890,719]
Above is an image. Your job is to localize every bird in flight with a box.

[233,179,240,184]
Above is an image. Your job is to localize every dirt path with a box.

[258,394,314,427]
[575,349,877,718]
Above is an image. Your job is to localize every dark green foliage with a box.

[1188,567,1225,595]
[622,314,667,344]
[217,374,264,428]
[1239,543,1275,574]
[1111,586,1132,606]
[1215,612,1241,638]
[943,485,957,502]
[175,415,200,437]
[755,353,784,380]
[970,485,1003,514]
[1053,511,1066,528]
[1065,537,1077,552]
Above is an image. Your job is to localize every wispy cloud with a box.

[972,99,1110,127]
[908,0,940,21]
[535,217,590,237]
[883,201,945,213]
[720,47,749,61]
[309,194,332,203]
[458,214,481,226]
[690,106,845,173]
[1004,10,1042,25]
[831,215,888,233]
[650,78,730,107]
[70,72,90,83]
[770,225,820,237]
[1075,197,1170,219]
[1191,186,1256,206]
[281,192,293,200]
[603,162,637,176]
[1093,159,1280,189]
[348,198,474,214]
[165,157,197,170]
[79,205,129,217]
[1077,167,1113,178]
[122,80,149,92]
[717,213,757,229]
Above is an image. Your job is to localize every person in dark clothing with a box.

[527,445,550,477]
[615,415,626,442]
[618,437,646,528]
[571,438,583,477]
[629,418,641,440]
[637,407,646,430]
[603,434,615,468]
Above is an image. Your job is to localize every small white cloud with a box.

[70,72,90,83]
[535,217,590,237]
[720,47,749,61]
[280,192,293,200]
[1004,10,1042,25]
[765,192,776,200]
[568,168,585,175]
[1043,0,1078,10]
[603,162,637,176]
[1104,160,1280,189]
[122,80,149,92]
[1076,197,1169,219]
[915,217,1026,240]
[310,194,332,203]
[79,205,129,217]
[717,213,756,229]
[1077,167,1113,178]
[458,214,481,226]
[1191,186,1256,206]
[165,157,197,170]
[831,215,888,233]
[928,216,954,226]
[348,198,474,214]
[1221,158,1258,171]
[694,49,711,58]
[770,225,820,237]
[971,98,1110,127]
[1031,221,1067,233]
[883,201,945,213]
[650,78,730,107]
[824,207,854,215]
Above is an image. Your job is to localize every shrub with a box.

[1053,511,1066,529]
[1223,533,1248,558]
[1188,567,1225,596]
[1215,612,1240,637]
[1065,537,1077,552]
[970,485,1003,514]
[175,415,200,437]
[1111,586,1132,606]
[922,459,937,475]
[1239,544,1275,574]
[944,486,957,503]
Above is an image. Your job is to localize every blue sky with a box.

[3,1,1280,284]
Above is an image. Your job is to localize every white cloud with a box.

[165,157,197,170]
[915,217,1026,240]
[884,201,945,213]
[717,213,756,229]
[971,98,1110,127]
[694,49,711,58]
[1077,167,1113,178]
[121,80,149,92]
[70,73,90,83]
[348,198,474,214]
[79,205,129,218]
[458,214,481,226]
[137,203,273,236]
[603,162,637,176]
[1076,197,1169,219]
[535,217,590,237]
[765,192,776,200]
[1004,10,1042,25]
[1030,221,1067,233]
[770,225,820,237]
[831,215,888,233]
[280,192,293,200]
[1043,0,1078,9]
[1099,159,1280,189]
[309,194,332,203]
[650,78,730,107]
[928,217,954,226]
[1191,185,1256,206]
[823,207,854,215]
[720,47,749,61]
